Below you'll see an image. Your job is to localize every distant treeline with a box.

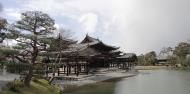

[137,41,190,67]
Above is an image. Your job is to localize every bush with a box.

[6,80,24,92]
[6,62,31,74]
[186,56,190,66]
[32,77,40,83]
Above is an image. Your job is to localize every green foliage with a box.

[167,56,177,65]
[173,42,190,58]
[137,51,157,65]
[0,17,7,43]
[0,61,8,64]
[160,47,173,56]
[5,62,46,79]
[186,56,190,64]
[0,17,7,30]
[32,78,40,83]
[6,80,24,92]
[47,63,62,68]
[164,42,190,67]
[136,55,146,65]
[8,11,56,54]
[12,43,28,50]
[1,79,61,94]
[6,62,31,74]
[6,11,56,86]
[0,47,19,56]
[0,61,8,68]
[33,64,46,77]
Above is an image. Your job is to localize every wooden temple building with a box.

[43,34,137,77]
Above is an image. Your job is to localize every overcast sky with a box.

[0,0,190,55]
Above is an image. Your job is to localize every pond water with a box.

[115,70,190,94]
[0,69,20,91]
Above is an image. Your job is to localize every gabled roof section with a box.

[90,42,119,51]
[80,34,99,44]
[80,34,119,50]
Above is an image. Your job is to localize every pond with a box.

[65,70,190,94]
[63,78,121,94]
[115,70,190,94]
[0,68,20,91]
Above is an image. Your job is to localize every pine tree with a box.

[8,11,55,86]
[0,17,7,43]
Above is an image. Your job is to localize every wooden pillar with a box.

[52,66,55,77]
[81,64,84,72]
[64,66,66,73]
[74,65,77,74]
[79,64,82,72]
[45,64,48,77]
[58,68,60,76]
[84,64,86,73]
[86,63,89,75]
[129,62,131,69]
[66,65,69,76]
[76,63,79,77]
[69,65,71,74]
[83,64,85,72]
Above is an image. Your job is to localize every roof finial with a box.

[58,33,61,39]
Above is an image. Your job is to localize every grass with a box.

[0,79,61,94]
[63,77,124,94]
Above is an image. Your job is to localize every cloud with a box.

[18,0,128,35]
[4,8,20,19]
[1,0,190,55]
[0,3,3,13]
[108,0,190,54]
[78,13,98,33]
[0,8,21,23]
[22,0,64,12]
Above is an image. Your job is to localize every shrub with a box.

[32,77,40,83]
[6,80,24,92]
[6,62,31,74]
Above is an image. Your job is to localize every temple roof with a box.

[80,34,119,50]
[55,34,119,57]
[80,34,99,44]
[45,34,120,57]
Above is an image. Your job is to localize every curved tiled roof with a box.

[80,34,99,43]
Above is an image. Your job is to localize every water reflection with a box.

[115,70,190,94]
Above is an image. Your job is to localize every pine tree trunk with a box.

[24,47,38,87]
[24,65,33,87]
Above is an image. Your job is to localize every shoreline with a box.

[60,65,190,93]
[135,65,190,70]
[51,69,138,91]
[135,65,167,70]
[62,70,138,94]
[0,72,20,91]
